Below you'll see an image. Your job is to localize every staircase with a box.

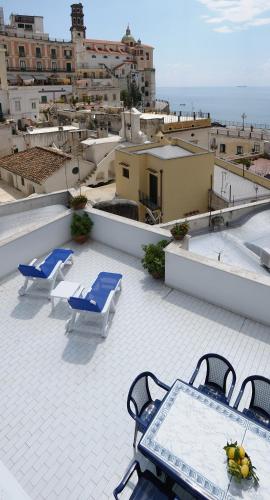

[76,146,117,188]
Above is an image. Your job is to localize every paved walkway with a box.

[0,180,24,203]
[1,241,270,499]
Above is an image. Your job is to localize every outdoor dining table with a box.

[138,379,270,500]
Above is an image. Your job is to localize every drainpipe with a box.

[160,169,163,222]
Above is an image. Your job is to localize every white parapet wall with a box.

[165,242,270,326]
[88,207,171,258]
[0,211,72,280]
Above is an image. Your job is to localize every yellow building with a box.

[115,138,214,223]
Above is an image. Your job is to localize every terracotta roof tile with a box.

[0,147,71,185]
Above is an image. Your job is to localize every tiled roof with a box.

[0,147,71,185]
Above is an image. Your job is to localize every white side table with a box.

[50,281,82,310]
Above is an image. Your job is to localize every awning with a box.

[33,75,46,81]
[19,75,35,84]
[7,75,18,83]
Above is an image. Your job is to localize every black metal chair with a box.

[233,375,270,429]
[113,461,179,499]
[189,353,236,404]
[127,371,170,448]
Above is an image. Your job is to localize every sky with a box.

[1,0,270,87]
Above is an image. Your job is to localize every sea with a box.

[156,87,270,128]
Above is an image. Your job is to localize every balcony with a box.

[139,190,161,211]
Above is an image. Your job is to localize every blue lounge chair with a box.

[18,248,74,297]
[66,272,122,337]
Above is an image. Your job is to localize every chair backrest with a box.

[127,372,153,419]
[236,375,270,418]
[196,353,236,397]
[40,248,73,277]
[92,272,122,292]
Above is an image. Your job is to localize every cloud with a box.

[198,0,270,32]
[213,26,234,33]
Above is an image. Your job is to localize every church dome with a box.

[121,25,135,44]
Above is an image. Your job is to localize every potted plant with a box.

[170,221,189,241]
[141,240,169,279]
[71,195,88,210]
[71,212,93,244]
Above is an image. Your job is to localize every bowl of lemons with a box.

[224,441,259,485]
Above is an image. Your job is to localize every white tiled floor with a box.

[1,241,270,499]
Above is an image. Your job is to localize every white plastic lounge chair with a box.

[18,248,74,297]
[66,272,122,337]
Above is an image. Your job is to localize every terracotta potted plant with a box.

[71,212,93,244]
[170,221,189,241]
[141,240,169,279]
[71,195,88,210]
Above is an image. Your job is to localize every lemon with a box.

[241,457,249,466]
[241,464,249,478]
[239,446,246,459]
[227,447,235,459]
[228,459,235,467]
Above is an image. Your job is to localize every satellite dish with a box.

[72,167,79,175]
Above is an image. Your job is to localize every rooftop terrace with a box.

[1,237,270,499]
[1,193,270,498]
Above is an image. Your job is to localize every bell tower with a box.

[70,3,86,41]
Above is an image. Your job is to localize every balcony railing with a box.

[7,66,74,73]
[139,190,161,211]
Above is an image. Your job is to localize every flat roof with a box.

[135,144,194,159]
[140,113,206,123]
[26,126,78,135]
[1,238,270,498]
[189,208,270,276]
[81,135,121,146]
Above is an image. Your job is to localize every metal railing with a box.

[139,190,161,211]
[7,66,74,73]
[212,118,270,130]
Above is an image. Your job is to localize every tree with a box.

[121,83,142,108]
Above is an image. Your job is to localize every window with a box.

[25,24,32,31]
[92,55,96,58]
[52,61,57,71]
[113,94,116,101]
[115,56,119,59]
[237,145,243,155]
[36,47,41,58]
[145,81,149,87]
[20,60,26,70]
[21,177,24,186]
[15,100,21,112]
[254,143,260,153]
[64,49,72,59]
[104,94,108,101]
[18,23,24,28]
[66,62,72,72]
[146,52,149,60]
[122,69,125,75]
[149,173,158,205]
[41,95,47,103]
[19,46,25,57]
[103,55,108,58]
[37,61,42,71]
[220,144,226,153]
[31,102,36,109]
[51,48,56,59]
[145,91,149,97]
[122,167,129,178]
